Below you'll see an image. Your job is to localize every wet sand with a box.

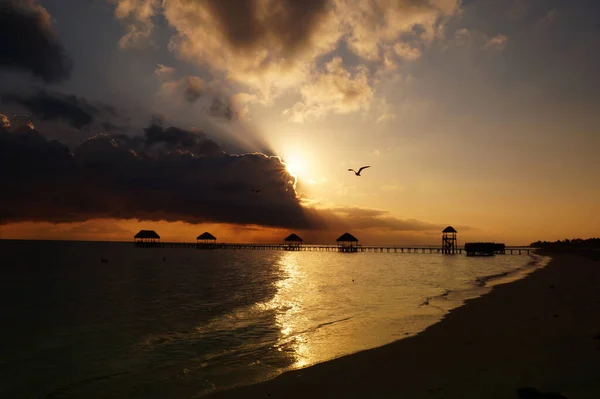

[209,254,600,398]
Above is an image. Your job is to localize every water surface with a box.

[0,240,546,398]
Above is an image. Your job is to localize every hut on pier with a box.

[442,226,457,254]
[336,232,359,253]
[197,232,217,249]
[134,230,160,247]
[284,233,303,251]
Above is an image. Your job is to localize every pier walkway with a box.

[135,242,533,255]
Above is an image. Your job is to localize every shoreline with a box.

[208,252,600,398]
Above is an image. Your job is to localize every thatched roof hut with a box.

[197,232,217,243]
[336,232,358,242]
[134,230,160,240]
[134,230,160,246]
[336,232,359,252]
[443,226,457,233]
[284,233,303,243]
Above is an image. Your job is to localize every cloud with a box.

[182,76,205,103]
[111,0,459,118]
[453,28,509,51]
[338,0,457,62]
[0,114,451,236]
[1,113,468,241]
[0,118,310,228]
[393,42,422,61]
[0,113,9,128]
[0,0,72,82]
[310,206,442,232]
[157,75,243,121]
[207,98,236,121]
[284,57,374,122]
[2,91,118,129]
[230,92,259,120]
[484,34,508,50]
[122,119,223,156]
[160,0,340,98]
[114,0,160,48]
[154,64,176,79]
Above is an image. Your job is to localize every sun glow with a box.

[284,154,308,179]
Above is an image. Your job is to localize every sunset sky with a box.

[1,0,599,245]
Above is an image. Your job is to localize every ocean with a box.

[0,240,548,398]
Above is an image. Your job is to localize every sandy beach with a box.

[209,253,600,399]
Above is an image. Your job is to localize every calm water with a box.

[0,240,548,398]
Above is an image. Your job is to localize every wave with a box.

[475,271,511,287]
[420,253,551,308]
[420,289,452,306]
[315,316,352,330]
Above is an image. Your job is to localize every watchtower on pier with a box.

[442,226,457,254]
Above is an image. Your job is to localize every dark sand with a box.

[209,254,600,398]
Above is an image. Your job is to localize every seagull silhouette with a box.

[251,189,262,194]
[348,166,370,176]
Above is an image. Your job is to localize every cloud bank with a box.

[0,116,307,228]
[0,0,72,82]
[0,112,449,235]
[2,91,118,129]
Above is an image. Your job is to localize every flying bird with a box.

[348,166,370,176]
[251,189,262,194]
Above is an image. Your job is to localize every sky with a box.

[1,0,599,245]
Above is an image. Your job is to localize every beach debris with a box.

[516,387,569,399]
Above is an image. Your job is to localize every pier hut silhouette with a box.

[134,230,160,247]
[197,232,217,249]
[284,233,303,251]
[442,226,457,254]
[336,232,359,253]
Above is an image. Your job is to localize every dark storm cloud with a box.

[2,91,117,129]
[204,0,329,54]
[113,121,223,156]
[0,115,453,233]
[0,0,72,82]
[0,119,309,228]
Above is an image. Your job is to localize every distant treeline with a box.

[530,238,600,249]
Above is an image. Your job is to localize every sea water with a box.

[0,240,548,398]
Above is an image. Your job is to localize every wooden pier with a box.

[135,242,533,255]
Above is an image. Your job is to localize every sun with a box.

[284,154,308,179]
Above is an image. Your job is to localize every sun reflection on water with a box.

[256,251,315,369]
